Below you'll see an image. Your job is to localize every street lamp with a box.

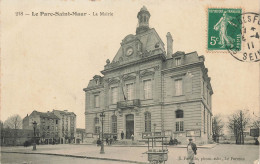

[32,121,37,151]
[100,111,105,154]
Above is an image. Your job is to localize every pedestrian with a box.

[97,138,101,146]
[121,131,124,140]
[106,138,109,145]
[109,138,113,145]
[131,134,134,141]
[187,138,197,164]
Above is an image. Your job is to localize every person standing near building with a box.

[187,138,197,164]
[121,131,124,140]
[131,134,134,141]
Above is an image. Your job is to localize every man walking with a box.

[187,138,197,164]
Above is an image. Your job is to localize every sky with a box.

[1,0,259,128]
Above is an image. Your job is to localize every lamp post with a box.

[100,111,105,154]
[32,121,37,151]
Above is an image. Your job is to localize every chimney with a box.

[166,32,173,58]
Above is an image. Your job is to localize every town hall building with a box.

[83,6,213,144]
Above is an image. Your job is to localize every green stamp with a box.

[208,8,242,50]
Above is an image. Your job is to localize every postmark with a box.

[208,8,242,51]
[226,12,260,62]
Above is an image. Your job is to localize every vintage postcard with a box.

[1,0,259,164]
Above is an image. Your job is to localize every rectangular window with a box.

[111,87,118,104]
[176,121,184,132]
[176,122,179,131]
[175,79,183,96]
[175,57,181,66]
[56,120,58,124]
[144,79,152,99]
[94,126,100,134]
[111,116,117,134]
[94,95,100,108]
[180,121,184,131]
[126,83,134,100]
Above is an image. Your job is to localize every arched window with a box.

[111,115,117,134]
[144,112,151,132]
[175,109,183,118]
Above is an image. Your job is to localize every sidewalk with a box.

[1,144,149,163]
[1,143,217,163]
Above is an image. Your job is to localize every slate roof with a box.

[31,110,59,119]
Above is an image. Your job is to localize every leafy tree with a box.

[212,115,224,142]
[227,110,250,144]
[4,114,22,129]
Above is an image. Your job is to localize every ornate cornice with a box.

[102,52,166,75]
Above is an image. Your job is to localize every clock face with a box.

[126,47,134,56]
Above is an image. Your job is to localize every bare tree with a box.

[212,115,224,142]
[4,114,22,129]
[0,120,3,129]
[227,110,250,144]
[3,115,22,146]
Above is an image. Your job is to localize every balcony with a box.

[117,99,141,109]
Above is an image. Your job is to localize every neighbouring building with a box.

[23,110,60,144]
[76,128,86,144]
[52,109,77,144]
[83,6,213,144]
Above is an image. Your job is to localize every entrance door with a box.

[126,114,134,139]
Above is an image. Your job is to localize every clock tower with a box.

[136,6,150,34]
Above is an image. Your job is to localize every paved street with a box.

[1,153,123,164]
[1,144,259,164]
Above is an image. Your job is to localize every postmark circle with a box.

[225,12,260,62]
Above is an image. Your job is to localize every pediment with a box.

[140,69,155,77]
[122,74,136,81]
[108,78,120,85]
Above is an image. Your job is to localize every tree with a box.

[0,120,3,129]
[3,115,22,146]
[4,114,22,129]
[227,110,250,144]
[212,115,224,142]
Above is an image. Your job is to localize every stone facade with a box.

[23,110,60,144]
[83,6,213,144]
[52,109,77,144]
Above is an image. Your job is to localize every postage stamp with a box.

[207,8,242,51]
